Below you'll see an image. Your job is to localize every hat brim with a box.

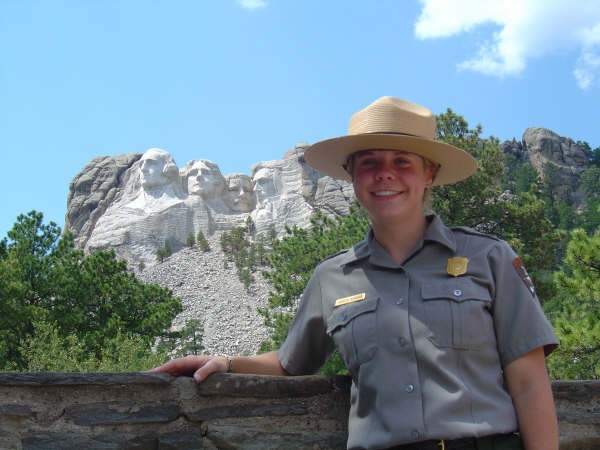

[303,133,477,186]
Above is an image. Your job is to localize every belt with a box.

[387,432,521,450]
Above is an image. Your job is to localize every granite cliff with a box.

[502,127,591,200]
[67,143,354,270]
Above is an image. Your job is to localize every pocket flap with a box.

[422,280,491,303]
[327,297,379,334]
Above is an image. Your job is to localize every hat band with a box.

[361,131,418,137]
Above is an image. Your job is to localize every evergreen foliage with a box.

[170,319,205,358]
[196,230,210,252]
[513,162,539,195]
[433,109,505,229]
[546,227,600,379]
[220,218,269,290]
[581,166,600,233]
[19,320,168,372]
[156,239,174,262]
[0,211,182,370]
[589,146,600,167]
[186,233,196,248]
[259,206,369,374]
[433,109,563,299]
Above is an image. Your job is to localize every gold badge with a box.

[334,293,366,307]
[447,257,469,277]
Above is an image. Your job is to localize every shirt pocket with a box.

[326,297,379,373]
[422,279,493,350]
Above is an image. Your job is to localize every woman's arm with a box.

[149,351,289,382]
[504,346,559,450]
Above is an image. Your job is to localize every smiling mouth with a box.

[372,190,403,197]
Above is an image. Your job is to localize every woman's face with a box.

[351,150,435,226]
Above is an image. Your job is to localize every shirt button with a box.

[398,336,406,346]
[454,289,462,297]
[405,384,414,393]
[396,297,404,305]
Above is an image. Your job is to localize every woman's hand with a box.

[148,351,288,382]
[149,355,228,382]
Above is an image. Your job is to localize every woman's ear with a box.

[426,164,439,187]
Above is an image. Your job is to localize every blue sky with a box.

[2,0,600,239]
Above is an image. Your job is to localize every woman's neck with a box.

[371,215,428,264]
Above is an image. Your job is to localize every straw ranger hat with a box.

[303,96,477,185]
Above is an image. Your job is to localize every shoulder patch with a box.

[451,225,501,241]
[513,257,536,297]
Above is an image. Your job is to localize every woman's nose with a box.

[374,164,395,180]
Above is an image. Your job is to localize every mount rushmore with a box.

[66,143,355,269]
[65,126,592,271]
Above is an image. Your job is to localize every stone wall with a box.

[0,373,597,450]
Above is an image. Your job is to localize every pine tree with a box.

[0,211,182,370]
[546,227,600,379]
[196,230,210,252]
[186,233,196,248]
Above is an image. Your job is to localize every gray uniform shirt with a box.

[278,215,558,450]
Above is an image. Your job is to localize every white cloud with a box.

[236,0,268,10]
[415,0,600,89]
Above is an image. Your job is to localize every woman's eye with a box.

[394,158,410,166]
[357,159,377,168]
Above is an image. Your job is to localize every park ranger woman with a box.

[151,96,559,450]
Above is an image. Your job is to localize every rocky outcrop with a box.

[501,127,591,198]
[66,152,142,247]
[66,144,354,269]
[0,373,597,450]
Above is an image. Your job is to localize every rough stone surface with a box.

[137,235,272,356]
[66,143,354,269]
[501,127,591,200]
[0,373,597,450]
[0,372,352,450]
[66,152,143,248]
[552,381,600,450]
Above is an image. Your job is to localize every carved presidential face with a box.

[186,160,226,197]
[225,174,256,213]
[140,148,178,189]
[253,167,279,206]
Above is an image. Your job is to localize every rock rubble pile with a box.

[139,234,272,356]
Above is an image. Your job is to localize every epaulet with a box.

[320,248,350,263]
[450,225,501,242]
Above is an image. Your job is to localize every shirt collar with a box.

[423,214,457,252]
[337,215,457,267]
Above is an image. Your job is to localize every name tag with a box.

[334,293,366,307]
